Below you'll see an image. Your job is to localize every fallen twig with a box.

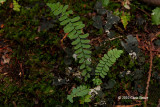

[136,7,151,18]
[60,33,68,49]
[136,33,158,106]
[144,33,154,107]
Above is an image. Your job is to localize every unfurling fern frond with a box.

[47,2,91,80]
[67,85,90,103]
[95,49,123,79]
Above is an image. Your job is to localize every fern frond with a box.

[13,0,21,12]
[95,49,123,78]
[67,85,89,103]
[47,3,92,80]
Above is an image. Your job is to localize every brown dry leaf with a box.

[19,72,22,77]
[125,90,131,96]
[83,4,86,8]
[2,72,8,75]
[2,55,10,64]
[0,24,4,28]
[35,37,39,39]
[122,0,131,9]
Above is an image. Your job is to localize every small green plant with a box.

[92,78,103,85]
[95,49,123,84]
[151,7,160,25]
[114,10,132,29]
[47,2,123,104]
[13,0,21,11]
[114,10,131,29]
[79,94,91,104]
[47,2,92,80]
[67,85,90,103]
[121,12,131,29]
[101,0,110,7]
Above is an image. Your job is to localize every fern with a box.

[13,0,21,12]
[47,2,124,104]
[67,85,90,103]
[47,2,92,80]
[120,12,131,29]
[95,49,123,79]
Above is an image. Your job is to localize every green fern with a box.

[95,49,123,79]
[67,85,90,103]
[13,0,21,12]
[120,12,131,29]
[47,2,91,80]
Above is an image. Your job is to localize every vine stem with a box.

[144,38,153,107]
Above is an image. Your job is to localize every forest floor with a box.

[0,0,160,106]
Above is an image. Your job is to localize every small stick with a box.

[144,35,154,107]
[136,7,151,18]
[60,33,68,49]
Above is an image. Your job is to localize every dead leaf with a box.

[2,55,10,64]
[125,90,131,96]
[0,24,4,28]
[122,0,131,9]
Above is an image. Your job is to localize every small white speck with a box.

[129,51,137,59]
[89,86,101,95]
[72,54,78,61]
[94,85,101,91]
[126,70,131,75]
[87,58,91,62]
[58,78,62,82]
[68,67,72,71]
[105,30,110,33]
[89,89,98,95]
